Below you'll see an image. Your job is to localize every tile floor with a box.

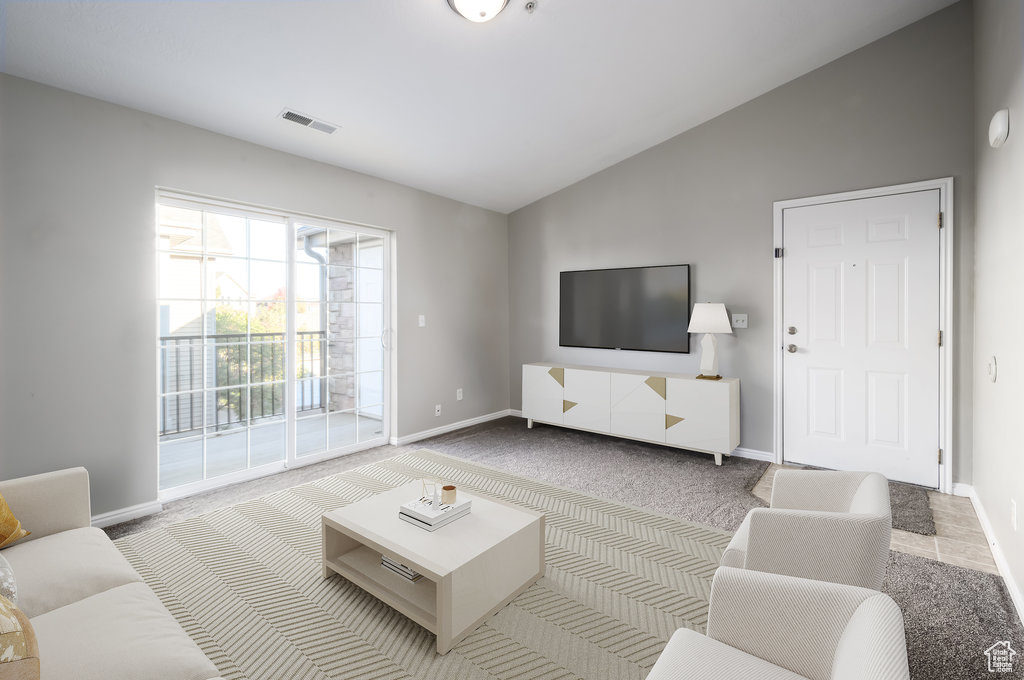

[752,464,1000,575]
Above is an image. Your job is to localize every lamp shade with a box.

[687,303,732,334]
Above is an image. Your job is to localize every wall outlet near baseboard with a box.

[434,404,442,417]
[456,388,463,401]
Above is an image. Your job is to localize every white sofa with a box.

[647,566,911,680]
[722,470,892,589]
[0,467,222,680]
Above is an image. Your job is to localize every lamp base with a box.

[695,374,723,381]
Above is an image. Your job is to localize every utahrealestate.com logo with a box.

[985,641,1017,673]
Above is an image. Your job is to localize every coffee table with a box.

[321,481,545,654]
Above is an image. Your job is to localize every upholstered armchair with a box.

[647,566,910,680]
[722,470,892,589]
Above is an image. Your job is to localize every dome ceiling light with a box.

[447,0,510,23]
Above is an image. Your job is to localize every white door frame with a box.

[772,177,954,493]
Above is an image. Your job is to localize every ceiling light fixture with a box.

[447,0,509,23]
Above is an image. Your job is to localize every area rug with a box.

[115,449,732,680]
[889,482,937,536]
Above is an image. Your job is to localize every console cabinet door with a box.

[523,364,565,424]
[563,369,610,433]
[610,373,666,443]
[665,378,732,454]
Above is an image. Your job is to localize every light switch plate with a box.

[731,313,748,329]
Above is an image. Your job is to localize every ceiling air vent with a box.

[280,109,338,135]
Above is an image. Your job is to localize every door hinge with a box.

[774,247,784,258]
[938,212,944,229]
[938,448,943,464]
[938,330,943,347]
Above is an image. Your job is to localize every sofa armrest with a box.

[744,507,891,589]
[707,567,886,680]
[0,468,91,542]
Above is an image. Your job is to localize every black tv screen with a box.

[559,265,690,353]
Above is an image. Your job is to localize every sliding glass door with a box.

[157,193,390,498]
[293,221,387,458]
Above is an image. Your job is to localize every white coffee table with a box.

[321,481,545,654]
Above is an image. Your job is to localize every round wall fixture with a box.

[989,109,1010,148]
[988,355,998,383]
[447,0,509,22]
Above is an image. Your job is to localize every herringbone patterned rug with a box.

[114,449,731,680]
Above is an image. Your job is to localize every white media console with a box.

[522,362,740,465]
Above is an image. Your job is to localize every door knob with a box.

[786,344,798,353]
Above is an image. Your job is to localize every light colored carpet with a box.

[115,449,732,680]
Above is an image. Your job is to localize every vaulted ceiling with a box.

[0,0,957,213]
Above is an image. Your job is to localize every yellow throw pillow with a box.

[0,594,39,674]
[0,495,29,550]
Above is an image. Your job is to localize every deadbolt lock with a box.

[787,326,797,335]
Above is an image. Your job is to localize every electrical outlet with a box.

[731,313,748,329]
[418,315,426,328]
[1012,499,1018,532]
[456,388,463,401]
[434,403,441,417]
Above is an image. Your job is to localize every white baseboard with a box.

[390,409,514,447]
[731,447,773,462]
[510,409,523,418]
[91,500,163,528]
[959,483,1024,627]
[951,482,974,498]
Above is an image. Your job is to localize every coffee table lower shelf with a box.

[325,544,439,631]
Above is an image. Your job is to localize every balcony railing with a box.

[160,331,326,437]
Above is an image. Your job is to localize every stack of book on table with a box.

[399,495,472,532]
[380,555,422,581]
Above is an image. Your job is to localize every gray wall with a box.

[0,74,510,515]
[508,3,975,482]
[973,0,1024,610]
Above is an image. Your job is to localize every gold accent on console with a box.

[563,400,578,413]
[665,414,685,429]
[548,367,565,387]
[644,376,666,399]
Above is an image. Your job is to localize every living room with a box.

[0,1,1021,679]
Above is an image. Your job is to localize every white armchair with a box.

[722,470,892,589]
[647,567,910,680]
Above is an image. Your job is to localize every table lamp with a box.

[687,303,733,380]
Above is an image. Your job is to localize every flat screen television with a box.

[559,264,691,353]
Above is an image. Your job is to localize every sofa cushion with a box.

[0,493,30,549]
[31,582,219,680]
[2,527,142,618]
[646,628,809,680]
[720,513,749,568]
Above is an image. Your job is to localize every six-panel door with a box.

[782,189,940,487]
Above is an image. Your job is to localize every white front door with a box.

[782,189,940,487]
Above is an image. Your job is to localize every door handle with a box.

[786,344,798,353]
[380,329,389,350]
